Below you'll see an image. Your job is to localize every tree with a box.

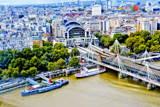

[42,46,53,53]
[56,58,67,69]
[33,44,40,49]
[100,36,114,48]
[150,46,158,53]
[69,56,80,67]
[10,58,26,71]
[38,60,48,71]
[30,56,40,67]
[11,67,19,78]
[47,62,58,71]
[138,45,146,53]
[113,33,129,43]
[54,43,67,49]
[23,60,31,70]
[4,69,12,78]
[21,70,28,77]
[70,48,79,57]
[22,47,34,59]
[0,68,2,74]
[94,33,102,40]
[27,67,38,77]
[33,47,44,58]
[43,41,52,47]
[53,48,69,61]
[0,49,13,68]
[127,51,133,56]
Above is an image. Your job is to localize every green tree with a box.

[0,49,13,68]
[33,44,40,49]
[100,36,114,48]
[0,68,2,74]
[22,47,34,59]
[94,33,102,40]
[21,70,28,77]
[11,67,19,78]
[70,48,79,57]
[127,51,133,56]
[43,41,52,47]
[23,60,31,70]
[56,58,67,69]
[42,46,53,53]
[39,60,48,71]
[54,43,67,49]
[69,56,80,67]
[10,58,26,71]
[27,67,38,77]
[4,69,12,78]
[30,56,40,67]
[47,62,58,71]
[113,33,128,43]
[138,45,146,53]
[150,45,158,52]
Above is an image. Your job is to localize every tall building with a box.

[106,0,109,11]
[77,0,80,5]
[136,18,157,35]
[106,0,112,11]
[92,5,102,16]
[112,0,117,6]
[96,0,102,5]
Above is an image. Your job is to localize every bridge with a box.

[79,41,160,90]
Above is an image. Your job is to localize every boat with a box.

[21,78,69,96]
[75,67,106,78]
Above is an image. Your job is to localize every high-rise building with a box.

[96,0,102,5]
[106,0,112,11]
[136,18,158,35]
[108,0,112,9]
[106,0,109,10]
[112,0,117,6]
[92,4,102,16]
[77,0,80,5]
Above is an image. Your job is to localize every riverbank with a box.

[0,63,97,94]
[1,70,160,107]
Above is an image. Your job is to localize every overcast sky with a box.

[0,0,95,5]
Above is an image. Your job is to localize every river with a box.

[0,68,160,107]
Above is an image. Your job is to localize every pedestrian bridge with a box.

[81,56,160,87]
[79,44,160,89]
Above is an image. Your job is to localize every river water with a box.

[0,68,160,107]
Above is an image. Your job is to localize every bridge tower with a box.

[111,39,122,54]
[140,50,153,63]
[145,62,156,90]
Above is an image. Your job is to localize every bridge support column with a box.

[119,73,124,79]
[147,83,153,90]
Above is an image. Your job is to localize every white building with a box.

[92,5,102,16]
[99,20,110,33]
[136,18,158,35]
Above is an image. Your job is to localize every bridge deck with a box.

[82,56,160,87]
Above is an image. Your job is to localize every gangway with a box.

[38,74,49,81]
[26,78,39,85]
[41,80,50,84]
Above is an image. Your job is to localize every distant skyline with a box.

[0,0,91,5]
[0,0,147,5]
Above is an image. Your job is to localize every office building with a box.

[92,5,102,16]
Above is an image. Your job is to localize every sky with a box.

[0,0,93,5]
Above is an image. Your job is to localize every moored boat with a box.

[75,67,106,78]
[21,78,69,96]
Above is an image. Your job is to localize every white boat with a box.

[75,67,106,78]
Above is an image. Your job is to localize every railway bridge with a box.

[79,42,160,90]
